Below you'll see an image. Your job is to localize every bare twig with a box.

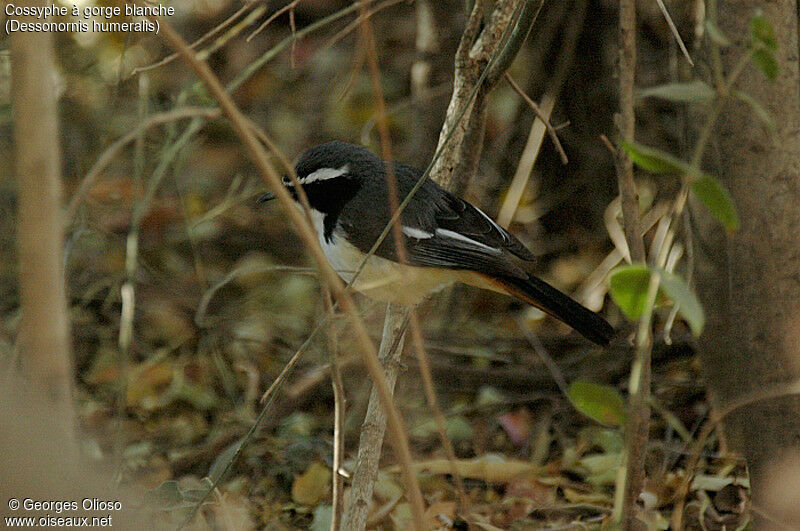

[324,289,346,531]
[504,74,568,165]
[611,0,650,526]
[342,304,410,530]
[450,0,544,195]
[247,0,300,41]
[496,88,556,228]
[407,310,470,512]
[147,11,426,528]
[342,9,429,529]
[614,1,646,264]
[486,0,545,87]
[320,0,405,53]
[131,2,264,76]
[654,0,694,66]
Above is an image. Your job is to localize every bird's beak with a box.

[257,191,276,203]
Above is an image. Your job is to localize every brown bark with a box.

[694,1,800,526]
[11,2,76,447]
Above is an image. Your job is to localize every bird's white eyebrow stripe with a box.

[435,228,501,254]
[402,226,433,239]
[300,164,350,184]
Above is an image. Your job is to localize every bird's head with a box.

[258,141,377,215]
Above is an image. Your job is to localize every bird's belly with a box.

[321,234,456,306]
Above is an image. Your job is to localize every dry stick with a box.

[407,309,470,511]
[342,10,413,531]
[448,0,544,194]
[345,1,527,522]
[330,353,346,530]
[132,2,261,75]
[653,0,693,66]
[614,0,645,265]
[611,0,650,527]
[324,289,346,531]
[320,0,406,53]
[504,74,568,165]
[343,305,410,529]
[496,88,556,229]
[428,0,488,191]
[495,0,585,228]
[343,9,458,528]
[148,13,427,530]
[393,2,542,518]
[247,0,301,41]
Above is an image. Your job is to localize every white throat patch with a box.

[300,164,350,184]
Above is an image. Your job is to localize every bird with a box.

[259,141,614,346]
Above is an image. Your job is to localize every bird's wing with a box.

[400,192,534,278]
[338,162,536,278]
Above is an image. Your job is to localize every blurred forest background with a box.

[0,0,756,529]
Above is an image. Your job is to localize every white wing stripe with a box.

[475,206,506,238]
[435,228,502,254]
[300,164,350,184]
[402,226,434,239]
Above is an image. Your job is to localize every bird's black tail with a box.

[496,274,614,346]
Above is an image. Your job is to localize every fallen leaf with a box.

[291,462,330,506]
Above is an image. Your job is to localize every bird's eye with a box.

[281,175,291,186]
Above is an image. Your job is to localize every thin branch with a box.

[330,351,346,531]
[496,88,556,228]
[654,0,694,66]
[408,310,470,512]
[615,2,646,264]
[505,73,568,164]
[324,289,346,531]
[147,11,425,528]
[432,0,523,191]
[131,2,264,75]
[247,0,300,41]
[612,0,649,527]
[319,0,405,53]
[486,0,545,86]
[342,305,411,530]
[342,9,428,528]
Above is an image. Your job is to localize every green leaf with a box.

[609,264,652,320]
[691,174,740,231]
[657,270,706,335]
[751,11,777,51]
[733,90,776,131]
[637,80,716,103]
[620,141,689,175]
[611,264,706,336]
[704,20,731,47]
[568,381,627,427]
[751,48,778,80]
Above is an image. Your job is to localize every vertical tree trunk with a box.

[694,0,800,526]
[11,4,76,446]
